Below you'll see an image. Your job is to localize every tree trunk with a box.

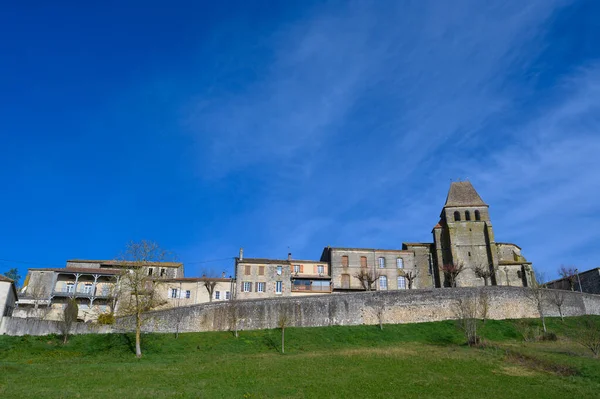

[63,333,68,345]
[539,308,547,333]
[281,327,285,354]
[136,312,142,358]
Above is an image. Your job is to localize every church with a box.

[236,181,534,299]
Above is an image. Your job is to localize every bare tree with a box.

[473,264,494,286]
[559,266,577,291]
[25,280,51,319]
[454,296,479,346]
[278,311,290,354]
[172,307,188,339]
[502,267,510,286]
[399,269,418,289]
[549,290,566,322]
[115,240,173,358]
[526,273,548,334]
[574,317,600,358]
[479,291,489,324]
[442,263,464,287]
[354,269,379,291]
[376,303,385,330]
[202,278,218,302]
[228,301,240,338]
[59,298,78,344]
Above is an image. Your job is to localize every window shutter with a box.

[314,265,317,274]
[290,265,294,273]
[300,265,304,273]
[255,282,258,292]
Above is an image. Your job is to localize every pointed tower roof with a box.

[444,181,487,207]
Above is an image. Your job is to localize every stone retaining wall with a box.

[116,287,600,334]
[0,316,113,336]
[4,287,599,336]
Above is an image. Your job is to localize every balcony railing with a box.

[52,289,111,298]
[291,284,332,293]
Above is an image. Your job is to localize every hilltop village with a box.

[3,182,534,322]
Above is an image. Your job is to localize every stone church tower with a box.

[430,181,533,287]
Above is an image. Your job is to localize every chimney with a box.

[222,272,226,278]
[239,247,244,260]
[288,252,292,261]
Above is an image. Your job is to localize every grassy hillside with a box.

[1,317,599,398]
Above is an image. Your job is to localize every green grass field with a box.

[1,317,599,398]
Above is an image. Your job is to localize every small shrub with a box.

[97,313,115,325]
[540,332,558,342]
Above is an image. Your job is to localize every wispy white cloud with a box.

[182,0,599,278]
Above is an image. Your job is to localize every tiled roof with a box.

[67,259,183,267]
[28,267,122,275]
[0,274,14,283]
[444,181,488,207]
[325,247,409,253]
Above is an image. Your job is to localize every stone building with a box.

[235,251,331,300]
[320,247,424,291]
[15,259,184,321]
[546,267,600,294]
[158,276,235,308]
[422,181,533,288]
[0,275,18,317]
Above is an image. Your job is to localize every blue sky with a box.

[1,0,599,283]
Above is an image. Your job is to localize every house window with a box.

[475,210,481,221]
[148,268,154,276]
[225,291,231,300]
[160,268,166,277]
[317,265,324,274]
[341,274,350,289]
[277,266,282,275]
[465,211,471,221]
[244,265,251,275]
[341,256,349,267]
[170,288,178,298]
[215,291,220,300]
[258,266,265,275]
[242,282,252,292]
[294,265,300,274]
[379,276,388,290]
[66,283,74,293]
[454,211,461,221]
[83,283,93,294]
[185,290,191,299]
[257,282,266,292]
[276,281,282,294]
[397,258,404,269]
[378,257,386,268]
[398,276,406,289]
[360,256,367,268]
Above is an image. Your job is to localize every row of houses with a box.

[1,182,542,323]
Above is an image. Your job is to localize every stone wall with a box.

[116,287,600,334]
[0,316,113,336]
[6,287,600,336]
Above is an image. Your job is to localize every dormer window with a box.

[454,211,461,221]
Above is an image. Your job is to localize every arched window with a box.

[475,210,481,221]
[465,211,471,221]
[454,211,461,221]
